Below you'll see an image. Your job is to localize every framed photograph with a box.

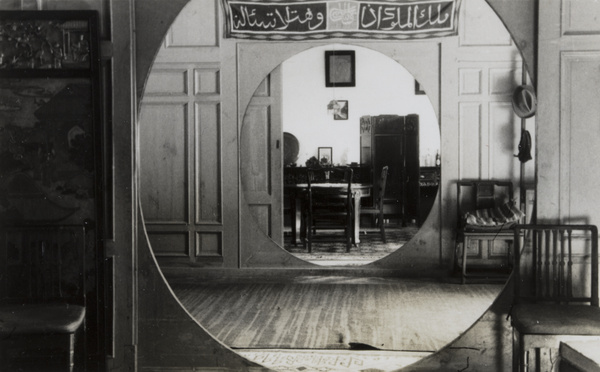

[325,50,355,87]
[333,100,348,120]
[318,147,333,165]
[415,80,426,95]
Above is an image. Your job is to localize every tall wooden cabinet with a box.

[360,114,420,225]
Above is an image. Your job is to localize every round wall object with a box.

[512,85,537,118]
[283,132,299,165]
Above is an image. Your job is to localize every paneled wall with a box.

[537,0,600,225]
[139,0,225,264]
[449,0,532,183]
[140,0,529,270]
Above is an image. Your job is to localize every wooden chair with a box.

[456,180,521,284]
[511,224,600,372]
[0,223,90,372]
[360,166,388,243]
[305,167,354,253]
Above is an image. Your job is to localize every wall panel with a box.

[195,102,222,224]
[562,0,600,35]
[148,232,189,256]
[459,102,482,179]
[242,105,272,195]
[194,68,220,95]
[459,69,482,95]
[560,52,600,222]
[489,67,519,95]
[136,0,225,262]
[145,69,188,96]
[139,103,188,223]
[459,0,512,46]
[489,102,518,181]
[195,232,222,257]
[165,0,217,47]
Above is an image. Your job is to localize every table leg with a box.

[354,192,361,245]
[289,191,297,245]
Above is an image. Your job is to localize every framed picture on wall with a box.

[325,50,355,87]
[318,147,333,165]
[333,100,348,120]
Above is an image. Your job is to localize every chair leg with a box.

[306,215,312,253]
[379,211,386,243]
[461,239,468,284]
[513,328,521,372]
[346,215,352,252]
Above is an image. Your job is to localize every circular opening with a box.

[240,44,441,266]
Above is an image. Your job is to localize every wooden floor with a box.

[171,276,503,352]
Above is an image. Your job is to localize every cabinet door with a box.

[373,115,404,219]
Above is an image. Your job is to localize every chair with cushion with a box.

[360,166,388,243]
[305,167,354,253]
[455,180,524,284]
[0,224,89,372]
[511,224,600,372]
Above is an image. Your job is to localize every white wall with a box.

[281,44,440,166]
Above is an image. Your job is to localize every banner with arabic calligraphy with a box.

[221,0,461,40]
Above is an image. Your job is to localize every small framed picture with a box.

[333,100,348,120]
[318,147,333,165]
[325,50,355,87]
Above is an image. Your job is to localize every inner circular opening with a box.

[241,44,440,266]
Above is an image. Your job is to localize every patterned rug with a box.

[237,349,432,372]
[284,227,419,266]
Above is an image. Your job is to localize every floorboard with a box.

[171,276,503,352]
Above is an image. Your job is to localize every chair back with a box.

[374,166,389,210]
[0,224,90,306]
[457,180,514,224]
[513,224,599,307]
[307,167,353,213]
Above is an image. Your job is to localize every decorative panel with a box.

[166,0,217,47]
[459,0,512,46]
[195,232,222,257]
[459,69,482,95]
[489,102,518,180]
[249,205,271,237]
[241,105,272,194]
[489,67,519,95]
[145,69,188,95]
[562,0,600,35]
[139,103,188,223]
[560,52,600,222]
[195,103,222,223]
[459,103,482,179]
[148,232,189,256]
[194,68,220,95]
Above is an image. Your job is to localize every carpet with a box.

[236,349,432,372]
[285,227,419,266]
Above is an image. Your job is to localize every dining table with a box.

[285,183,372,246]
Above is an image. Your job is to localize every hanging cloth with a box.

[516,129,532,163]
